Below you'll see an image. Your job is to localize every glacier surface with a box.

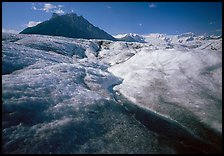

[2,32,222,154]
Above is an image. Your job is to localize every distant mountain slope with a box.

[114,33,146,43]
[20,13,116,41]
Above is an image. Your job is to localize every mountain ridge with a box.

[20,13,116,41]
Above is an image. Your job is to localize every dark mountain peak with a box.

[51,13,60,19]
[79,15,84,19]
[62,13,78,18]
[67,13,78,16]
[20,12,116,41]
[63,13,86,23]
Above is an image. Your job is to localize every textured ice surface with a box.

[109,48,222,146]
[2,33,176,154]
[2,33,222,153]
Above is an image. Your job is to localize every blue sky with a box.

[2,2,222,36]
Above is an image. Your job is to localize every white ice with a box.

[2,32,222,153]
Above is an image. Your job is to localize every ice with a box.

[2,32,222,153]
[3,33,174,154]
[2,41,73,74]
[109,48,222,143]
[98,41,154,65]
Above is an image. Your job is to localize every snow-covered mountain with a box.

[2,32,222,154]
[114,33,146,43]
[114,32,222,51]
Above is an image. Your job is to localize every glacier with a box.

[2,32,222,154]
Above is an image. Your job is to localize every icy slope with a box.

[2,32,222,153]
[2,33,178,154]
[98,40,156,65]
[109,47,222,147]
